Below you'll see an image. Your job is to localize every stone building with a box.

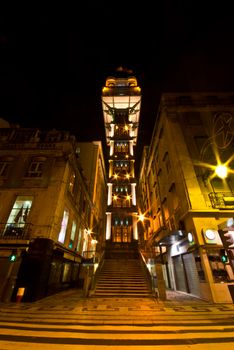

[0,121,106,301]
[137,93,234,303]
[76,141,107,254]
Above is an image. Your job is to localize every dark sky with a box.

[1,3,234,171]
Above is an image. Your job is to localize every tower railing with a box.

[102,86,141,96]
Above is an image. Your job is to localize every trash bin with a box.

[16,287,25,303]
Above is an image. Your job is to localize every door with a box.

[112,225,132,242]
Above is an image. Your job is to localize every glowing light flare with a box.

[138,211,148,222]
[194,159,233,180]
[215,164,228,179]
[194,144,234,180]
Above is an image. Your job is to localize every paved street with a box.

[0,288,234,349]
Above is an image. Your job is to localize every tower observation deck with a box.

[102,67,141,243]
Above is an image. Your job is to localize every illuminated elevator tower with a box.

[102,68,141,243]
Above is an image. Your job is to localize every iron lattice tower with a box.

[102,67,141,243]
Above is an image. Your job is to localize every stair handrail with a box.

[82,248,105,297]
[89,248,105,293]
[139,249,155,296]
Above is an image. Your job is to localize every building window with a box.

[58,209,69,244]
[68,220,77,248]
[0,157,14,177]
[114,142,129,153]
[76,227,83,253]
[211,177,226,191]
[70,221,76,241]
[163,152,171,173]
[177,95,192,105]
[68,171,76,194]
[0,161,10,177]
[11,130,38,142]
[26,157,46,178]
[4,196,33,236]
[113,161,129,172]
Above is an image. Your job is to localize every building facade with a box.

[0,121,106,302]
[102,67,141,245]
[138,93,234,303]
[76,141,107,253]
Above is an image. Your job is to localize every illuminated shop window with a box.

[76,227,83,253]
[58,209,69,243]
[70,221,76,241]
[68,221,77,248]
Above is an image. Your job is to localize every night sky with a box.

[1,3,234,172]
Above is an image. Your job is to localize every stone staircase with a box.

[92,258,153,298]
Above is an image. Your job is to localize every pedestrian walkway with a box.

[0,288,234,349]
[30,287,216,307]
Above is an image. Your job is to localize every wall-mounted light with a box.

[215,164,228,179]
[188,232,194,243]
[139,214,145,222]
[205,229,216,240]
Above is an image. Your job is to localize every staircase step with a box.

[92,257,153,298]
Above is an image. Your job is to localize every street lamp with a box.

[139,214,145,222]
[215,164,228,179]
[137,212,154,246]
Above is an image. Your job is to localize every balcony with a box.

[102,86,141,97]
[0,223,31,240]
[107,204,137,213]
[209,192,234,209]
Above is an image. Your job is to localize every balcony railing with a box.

[209,192,234,209]
[102,86,141,97]
[0,223,32,240]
